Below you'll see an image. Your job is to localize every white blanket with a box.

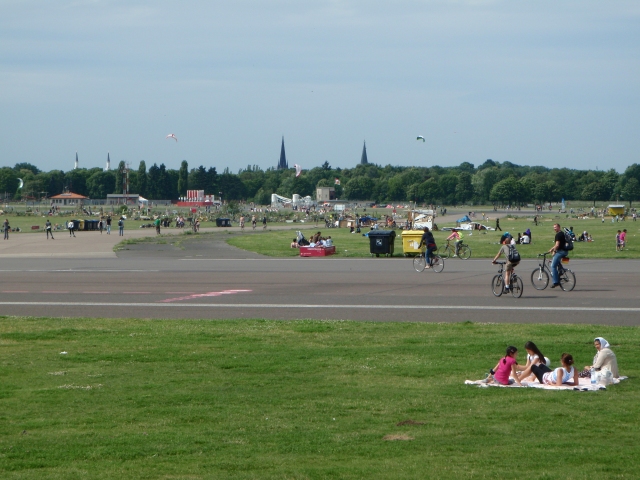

[465,376,628,391]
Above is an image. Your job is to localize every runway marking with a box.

[83,291,110,294]
[0,302,640,313]
[160,289,252,303]
[42,291,70,294]
[123,291,152,294]
[2,290,28,293]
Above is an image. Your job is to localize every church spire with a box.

[105,152,111,171]
[277,136,288,169]
[360,141,368,165]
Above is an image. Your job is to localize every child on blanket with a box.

[513,341,550,382]
[484,346,523,386]
[519,353,579,387]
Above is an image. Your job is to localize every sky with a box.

[1,0,639,174]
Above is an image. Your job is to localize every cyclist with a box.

[239,215,245,231]
[548,223,567,288]
[446,228,463,257]
[252,215,257,230]
[418,227,437,269]
[492,234,519,292]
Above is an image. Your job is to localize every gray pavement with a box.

[0,227,638,325]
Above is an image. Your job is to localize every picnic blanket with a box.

[465,376,628,391]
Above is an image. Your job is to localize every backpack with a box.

[507,245,521,263]
[118,219,123,227]
[564,231,574,251]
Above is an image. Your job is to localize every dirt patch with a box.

[396,419,424,426]
[383,434,414,441]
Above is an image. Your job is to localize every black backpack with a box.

[507,245,521,263]
[564,231,574,251]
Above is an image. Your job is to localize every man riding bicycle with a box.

[548,223,567,288]
[446,228,463,257]
[418,227,437,269]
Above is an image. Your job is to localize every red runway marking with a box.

[160,289,252,303]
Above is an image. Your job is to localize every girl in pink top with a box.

[486,346,523,386]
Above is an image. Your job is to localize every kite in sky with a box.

[166,134,178,142]
[334,178,341,185]
[416,136,425,142]
[294,164,302,177]
[17,178,24,189]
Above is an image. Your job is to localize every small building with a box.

[316,187,336,202]
[50,192,88,206]
[608,204,625,215]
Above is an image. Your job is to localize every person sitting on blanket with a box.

[513,341,550,382]
[520,353,579,387]
[582,337,619,379]
[484,346,523,386]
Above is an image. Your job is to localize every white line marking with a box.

[0,302,639,312]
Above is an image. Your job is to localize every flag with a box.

[334,178,340,185]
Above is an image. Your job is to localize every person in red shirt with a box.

[484,346,523,386]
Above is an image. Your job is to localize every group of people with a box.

[616,229,627,251]
[483,338,619,387]
[290,231,333,248]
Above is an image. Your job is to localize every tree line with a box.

[1,159,639,206]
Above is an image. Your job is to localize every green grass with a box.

[1,317,638,479]
[228,215,640,259]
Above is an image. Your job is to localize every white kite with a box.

[417,136,425,142]
[166,134,178,142]
[294,164,302,178]
[17,178,24,189]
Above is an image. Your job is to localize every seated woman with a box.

[520,353,578,387]
[484,346,523,386]
[583,337,619,378]
[290,238,299,248]
[513,341,549,381]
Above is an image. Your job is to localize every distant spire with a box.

[277,136,288,170]
[105,152,111,171]
[360,141,368,165]
[74,152,78,170]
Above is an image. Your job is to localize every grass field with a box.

[0,317,637,479]
[228,215,640,259]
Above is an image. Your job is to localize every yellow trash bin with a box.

[401,230,425,256]
[78,219,85,231]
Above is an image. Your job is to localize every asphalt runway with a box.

[1,239,639,325]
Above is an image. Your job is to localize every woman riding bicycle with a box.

[445,228,463,257]
[492,234,520,293]
[418,227,437,269]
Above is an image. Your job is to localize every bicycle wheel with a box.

[431,255,444,273]
[458,245,471,260]
[491,275,504,297]
[559,269,576,292]
[438,245,451,259]
[530,268,549,290]
[511,275,524,298]
[413,255,426,272]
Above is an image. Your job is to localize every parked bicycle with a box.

[438,239,471,259]
[531,252,576,291]
[491,262,523,298]
[413,249,445,273]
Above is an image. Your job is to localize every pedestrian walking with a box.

[495,217,502,231]
[3,218,9,240]
[106,215,111,234]
[68,220,76,237]
[45,219,54,239]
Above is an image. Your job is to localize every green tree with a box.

[490,177,519,204]
[137,161,148,197]
[534,180,561,204]
[344,176,375,200]
[455,172,473,204]
[580,182,607,207]
[622,178,640,207]
[13,163,40,175]
[0,167,20,198]
[418,178,440,204]
[178,160,188,196]
[86,171,116,199]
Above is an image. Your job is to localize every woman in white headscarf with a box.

[583,337,619,378]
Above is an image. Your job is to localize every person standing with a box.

[548,223,567,288]
[154,217,161,235]
[98,218,104,234]
[45,219,54,239]
[262,215,267,230]
[106,215,112,234]
[68,220,76,237]
[3,218,9,240]
[118,217,124,236]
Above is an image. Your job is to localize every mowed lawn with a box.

[1,318,638,479]
[228,215,640,259]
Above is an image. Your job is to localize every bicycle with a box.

[531,252,576,291]
[438,239,471,259]
[413,249,444,273]
[491,262,523,298]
